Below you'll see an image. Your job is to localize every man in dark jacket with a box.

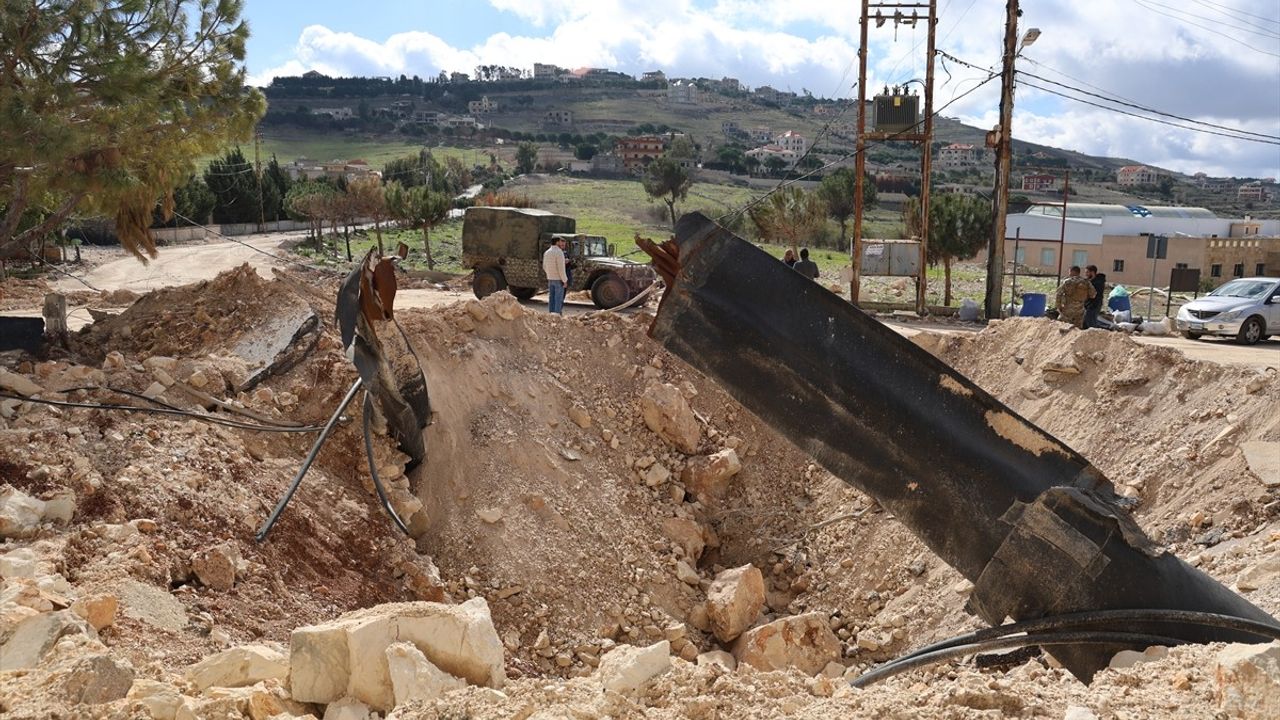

[794,247,820,280]
[1084,265,1106,328]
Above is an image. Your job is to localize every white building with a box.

[749,127,773,144]
[1116,165,1165,187]
[533,63,563,80]
[312,107,354,120]
[775,131,807,156]
[467,96,498,114]
[668,80,699,105]
[746,145,799,169]
[936,143,990,170]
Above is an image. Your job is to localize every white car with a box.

[1175,277,1280,345]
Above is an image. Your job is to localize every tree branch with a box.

[1,191,87,257]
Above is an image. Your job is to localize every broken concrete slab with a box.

[228,292,319,392]
[1241,442,1280,488]
[185,644,290,691]
[596,641,671,694]
[0,610,92,671]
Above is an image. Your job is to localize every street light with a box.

[1019,28,1041,51]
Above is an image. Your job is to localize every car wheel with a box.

[1182,331,1202,341]
[510,286,536,301]
[590,273,631,309]
[472,268,507,299]
[1236,316,1265,345]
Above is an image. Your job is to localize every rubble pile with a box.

[1,269,1277,718]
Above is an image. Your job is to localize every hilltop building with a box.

[467,96,497,114]
[1021,174,1058,192]
[668,80,699,105]
[617,135,667,174]
[936,143,992,170]
[642,70,667,83]
[1116,165,1165,186]
[533,63,564,80]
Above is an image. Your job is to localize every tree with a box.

[748,187,827,257]
[763,155,788,177]
[817,168,878,249]
[347,176,390,254]
[904,194,991,306]
[204,148,260,224]
[286,181,336,250]
[387,183,451,269]
[263,155,293,220]
[515,142,539,175]
[172,177,216,226]
[642,157,693,229]
[1,0,264,261]
[574,144,598,161]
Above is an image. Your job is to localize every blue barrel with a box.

[1108,295,1131,312]
[1020,293,1047,317]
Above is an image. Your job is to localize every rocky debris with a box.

[697,650,737,672]
[732,612,843,675]
[0,368,43,396]
[185,644,290,691]
[568,404,592,429]
[62,654,135,704]
[0,609,91,671]
[661,517,705,561]
[640,382,701,453]
[1064,707,1100,720]
[174,681,310,720]
[191,542,242,591]
[386,641,466,707]
[1241,441,1279,488]
[680,449,742,506]
[290,598,503,711]
[596,640,671,694]
[641,461,672,487]
[70,592,118,631]
[128,679,184,720]
[1215,641,1280,719]
[675,560,700,585]
[1236,553,1280,593]
[0,486,72,538]
[705,564,766,643]
[1109,645,1169,670]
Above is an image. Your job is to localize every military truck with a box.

[461,206,656,309]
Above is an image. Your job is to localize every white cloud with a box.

[246,0,1280,177]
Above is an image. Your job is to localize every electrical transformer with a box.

[873,86,920,133]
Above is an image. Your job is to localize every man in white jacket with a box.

[542,236,568,314]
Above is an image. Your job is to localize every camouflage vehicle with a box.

[462,206,656,309]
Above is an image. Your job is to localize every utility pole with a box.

[254,131,266,233]
[851,0,870,303]
[984,0,1020,320]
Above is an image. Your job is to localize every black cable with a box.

[1127,0,1280,57]
[850,630,1186,688]
[169,211,342,275]
[362,391,412,536]
[1019,80,1280,147]
[1190,0,1280,25]
[1136,0,1280,40]
[1018,70,1280,142]
[0,391,325,433]
[62,385,311,429]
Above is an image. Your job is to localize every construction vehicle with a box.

[638,212,1279,685]
[462,206,656,309]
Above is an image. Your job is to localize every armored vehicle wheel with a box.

[473,267,507,299]
[591,273,630,309]
[510,286,537,301]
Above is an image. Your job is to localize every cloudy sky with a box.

[243,1,1280,179]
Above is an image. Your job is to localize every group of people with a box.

[783,248,820,280]
[1055,264,1107,329]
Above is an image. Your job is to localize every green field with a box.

[207,132,519,172]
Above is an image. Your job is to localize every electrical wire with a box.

[361,391,412,535]
[1189,0,1280,25]
[1127,0,1280,57]
[1138,0,1280,39]
[0,391,326,433]
[1018,79,1280,146]
[169,211,342,275]
[1017,70,1280,142]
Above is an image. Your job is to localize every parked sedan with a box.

[1175,277,1280,345]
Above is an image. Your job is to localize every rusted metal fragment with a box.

[644,212,1276,682]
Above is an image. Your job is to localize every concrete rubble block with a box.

[661,517,705,561]
[1241,441,1280,488]
[0,609,92,671]
[1215,641,1280,719]
[290,598,504,713]
[71,592,119,631]
[696,650,737,673]
[323,697,373,720]
[191,543,241,591]
[640,383,701,454]
[1108,645,1168,670]
[1236,552,1280,593]
[0,547,42,578]
[706,564,766,643]
[127,679,184,720]
[0,368,43,397]
[40,488,76,524]
[680,449,742,505]
[186,644,290,691]
[245,680,313,720]
[596,640,671,694]
[0,486,45,539]
[732,612,843,676]
[386,641,466,708]
[63,654,135,704]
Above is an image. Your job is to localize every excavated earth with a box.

[0,266,1277,719]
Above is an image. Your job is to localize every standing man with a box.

[1055,265,1096,329]
[794,248,820,280]
[543,236,568,314]
[1083,264,1106,328]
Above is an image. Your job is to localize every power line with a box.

[1189,0,1280,26]
[1018,70,1280,142]
[1018,79,1280,146]
[1128,0,1280,56]
[1145,0,1280,38]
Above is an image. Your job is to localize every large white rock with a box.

[680,449,742,506]
[386,641,466,708]
[1216,641,1280,719]
[323,697,373,720]
[185,644,289,691]
[128,680,183,720]
[0,487,45,539]
[1236,552,1280,593]
[1241,441,1280,488]
[0,610,91,671]
[705,564,765,643]
[640,383,701,454]
[0,547,42,578]
[0,369,42,397]
[733,612,843,675]
[596,641,671,694]
[290,598,503,712]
